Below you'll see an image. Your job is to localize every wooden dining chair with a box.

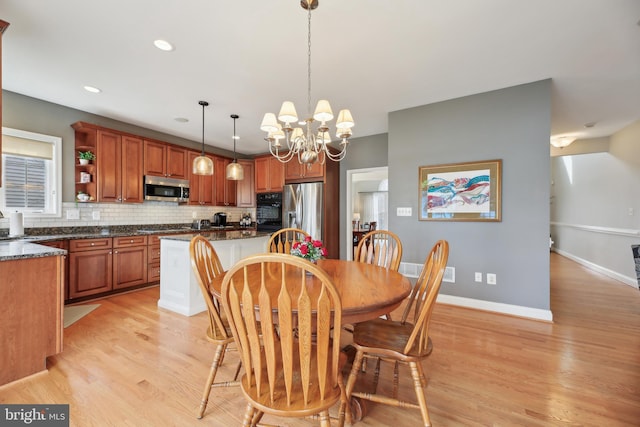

[189,236,241,419]
[220,253,348,427]
[267,227,310,254]
[354,229,403,320]
[345,240,449,427]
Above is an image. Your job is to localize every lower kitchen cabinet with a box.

[68,235,148,299]
[147,235,162,283]
[113,236,148,289]
[69,238,113,299]
[39,240,69,300]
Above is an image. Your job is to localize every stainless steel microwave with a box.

[144,176,190,203]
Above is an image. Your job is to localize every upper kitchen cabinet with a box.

[236,159,255,208]
[284,159,325,183]
[0,20,9,187]
[188,150,214,206]
[143,140,188,180]
[72,122,144,203]
[213,156,237,206]
[255,155,284,193]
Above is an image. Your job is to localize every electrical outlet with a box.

[487,273,497,285]
[92,210,101,220]
[475,272,482,282]
[66,209,80,220]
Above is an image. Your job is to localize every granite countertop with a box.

[0,223,265,262]
[0,241,66,261]
[160,230,271,242]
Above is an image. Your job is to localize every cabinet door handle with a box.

[91,242,95,246]
[130,239,134,243]
[114,250,118,254]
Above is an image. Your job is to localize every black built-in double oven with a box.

[256,192,283,232]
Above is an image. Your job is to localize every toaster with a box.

[192,219,211,230]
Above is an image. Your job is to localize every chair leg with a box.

[197,343,227,418]
[345,350,365,425]
[242,403,256,427]
[319,410,331,427]
[409,361,431,427]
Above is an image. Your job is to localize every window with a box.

[1,127,62,216]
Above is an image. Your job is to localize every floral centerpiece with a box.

[291,236,327,263]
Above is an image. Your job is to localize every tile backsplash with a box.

[0,202,255,230]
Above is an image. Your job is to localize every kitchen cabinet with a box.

[214,156,237,206]
[72,122,144,203]
[112,236,148,290]
[1,253,64,386]
[72,122,99,202]
[284,159,325,182]
[0,20,9,187]
[236,159,255,208]
[39,240,69,300]
[68,236,148,299]
[69,237,113,299]
[255,155,284,193]
[188,150,215,205]
[144,140,188,179]
[97,131,144,203]
[147,235,162,283]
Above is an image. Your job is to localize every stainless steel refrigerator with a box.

[282,182,324,242]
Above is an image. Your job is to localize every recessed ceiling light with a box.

[153,39,174,51]
[83,85,101,93]
[174,117,189,123]
[583,121,596,128]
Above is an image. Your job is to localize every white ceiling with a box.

[2,0,640,155]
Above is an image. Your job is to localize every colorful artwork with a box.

[419,160,501,221]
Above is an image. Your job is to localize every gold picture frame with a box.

[419,159,502,221]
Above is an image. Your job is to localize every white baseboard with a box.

[553,248,639,289]
[436,294,554,322]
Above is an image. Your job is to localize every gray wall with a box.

[387,80,552,310]
[3,90,238,202]
[339,133,388,258]
[551,119,640,286]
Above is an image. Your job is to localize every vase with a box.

[79,159,89,165]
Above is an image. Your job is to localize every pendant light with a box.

[192,100,214,175]
[226,114,244,180]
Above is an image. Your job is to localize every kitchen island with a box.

[0,241,66,386]
[157,230,271,316]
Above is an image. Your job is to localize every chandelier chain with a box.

[307,5,312,117]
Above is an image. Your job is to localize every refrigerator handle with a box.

[287,211,296,228]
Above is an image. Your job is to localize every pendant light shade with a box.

[193,100,214,176]
[226,114,244,180]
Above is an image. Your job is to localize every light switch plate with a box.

[397,207,412,216]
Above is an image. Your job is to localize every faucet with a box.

[0,210,4,219]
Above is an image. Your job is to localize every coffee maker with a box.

[213,212,227,227]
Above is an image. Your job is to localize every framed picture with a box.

[419,159,502,221]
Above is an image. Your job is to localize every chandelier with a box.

[260,0,354,165]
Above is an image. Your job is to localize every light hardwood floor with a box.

[1,253,639,426]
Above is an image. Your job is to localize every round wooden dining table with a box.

[209,258,412,324]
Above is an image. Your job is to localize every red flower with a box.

[320,247,328,257]
[312,240,323,248]
[292,241,300,249]
[299,245,309,255]
[304,236,312,242]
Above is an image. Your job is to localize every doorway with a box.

[345,166,388,260]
